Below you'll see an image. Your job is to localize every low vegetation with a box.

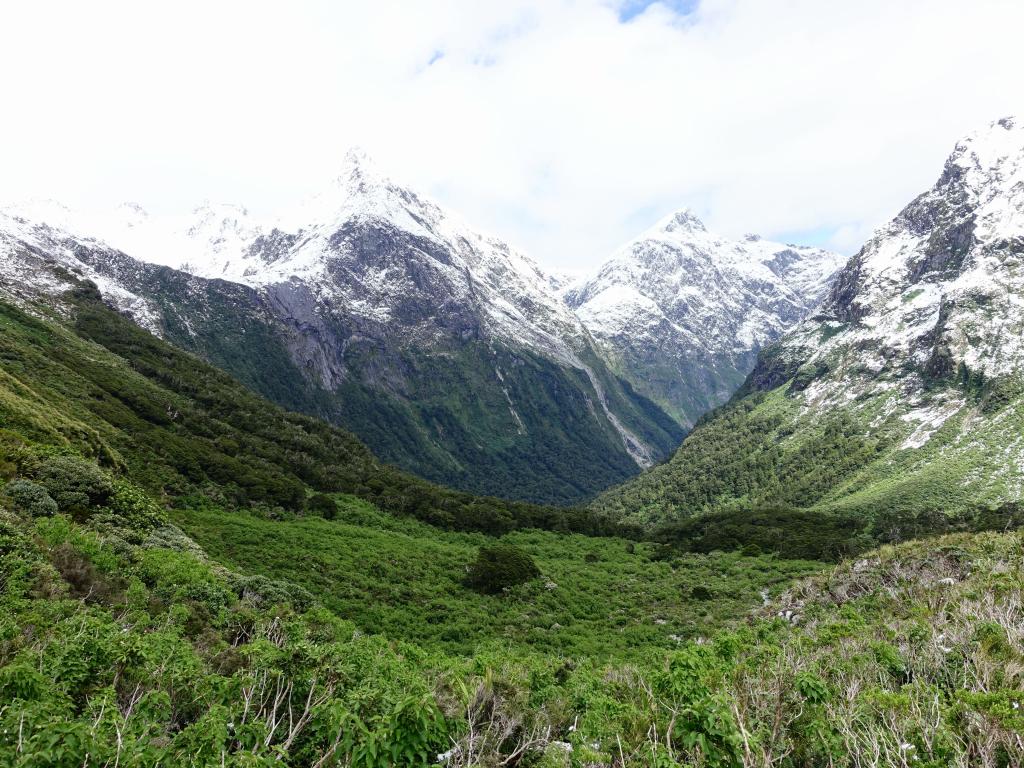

[1,292,1021,765]
[652,501,1024,562]
[1,449,1020,765]
[463,544,541,594]
[174,499,818,658]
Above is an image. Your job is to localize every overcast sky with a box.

[2,0,1023,271]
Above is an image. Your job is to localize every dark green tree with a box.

[307,492,338,519]
[464,544,540,594]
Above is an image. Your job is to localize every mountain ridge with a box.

[1,149,845,503]
[0,159,686,503]
[590,116,1024,526]
[566,207,844,424]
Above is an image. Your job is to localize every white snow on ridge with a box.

[775,116,1024,451]
[567,208,845,354]
[1,150,586,355]
[0,210,163,333]
[573,282,668,334]
[0,151,846,375]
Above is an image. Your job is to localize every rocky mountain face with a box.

[0,154,684,504]
[773,116,1024,409]
[565,211,843,425]
[591,117,1024,526]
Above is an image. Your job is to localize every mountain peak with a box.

[942,115,1023,199]
[191,201,251,219]
[954,114,1020,159]
[117,201,148,216]
[2,198,77,230]
[342,145,373,166]
[658,208,706,234]
[335,146,386,192]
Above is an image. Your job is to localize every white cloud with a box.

[1,0,1022,270]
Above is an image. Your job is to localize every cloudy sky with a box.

[2,0,1023,271]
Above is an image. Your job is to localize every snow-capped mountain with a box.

[565,210,844,425]
[592,116,1024,525]
[0,153,685,504]
[0,206,163,332]
[773,115,1024,443]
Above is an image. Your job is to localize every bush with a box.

[229,573,315,611]
[2,479,58,518]
[32,456,114,517]
[464,544,540,594]
[108,479,166,531]
[49,542,126,604]
[307,493,338,519]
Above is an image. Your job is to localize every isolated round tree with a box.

[465,544,540,594]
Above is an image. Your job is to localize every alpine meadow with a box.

[1,2,1024,766]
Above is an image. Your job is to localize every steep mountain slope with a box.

[0,286,620,534]
[0,155,683,504]
[565,211,843,425]
[592,117,1024,526]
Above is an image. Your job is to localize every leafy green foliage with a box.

[653,500,1024,562]
[464,544,541,593]
[31,454,114,517]
[1,478,58,517]
[307,491,338,519]
[9,476,1019,767]
[174,499,819,658]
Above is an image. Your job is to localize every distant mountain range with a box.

[592,116,1024,526]
[0,151,840,502]
[565,210,843,425]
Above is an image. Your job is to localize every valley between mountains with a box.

[0,117,1022,767]
[0,150,840,504]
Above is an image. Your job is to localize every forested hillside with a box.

[0,286,605,536]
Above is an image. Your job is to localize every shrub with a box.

[2,479,58,518]
[229,573,315,611]
[108,479,166,530]
[0,515,37,588]
[307,492,338,519]
[49,542,126,604]
[32,456,113,517]
[464,544,540,594]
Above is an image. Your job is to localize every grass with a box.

[174,496,823,659]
